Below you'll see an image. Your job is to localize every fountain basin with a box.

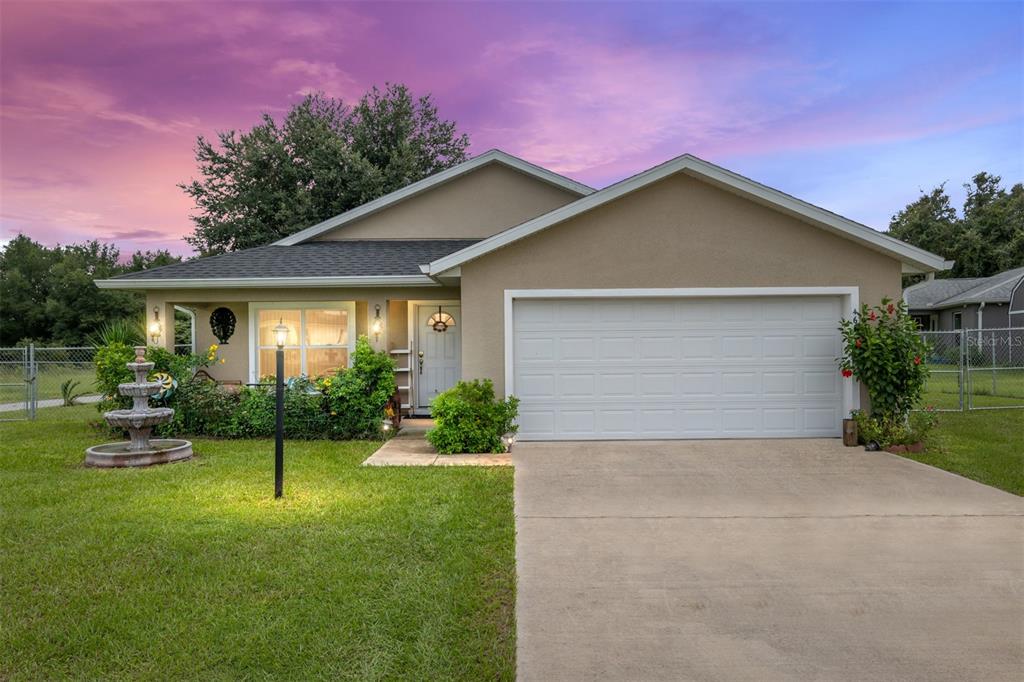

[85,439,193,467]
[104,407,174,429]
[118,382,164,397]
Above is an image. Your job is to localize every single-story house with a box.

[97,150,951,440]
[904,266,1024,331]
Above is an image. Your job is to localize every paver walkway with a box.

[362,423,510,466]
[514,439,1024,681]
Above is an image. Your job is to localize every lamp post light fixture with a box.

[148,307,163,344]
[273,318,289,498]
[370,304,384,341]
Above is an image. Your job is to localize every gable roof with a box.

[904,266,1024,309]
[423,153,953,276]
[95,240,479,289]
[273,149,594,246]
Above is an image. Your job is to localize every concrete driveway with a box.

[514,439,1024,681]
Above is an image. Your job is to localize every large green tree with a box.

[888,173,1024,278]
[181,84,471,255]
[0,235,181,346]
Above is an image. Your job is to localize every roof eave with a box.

[95,275,440,290]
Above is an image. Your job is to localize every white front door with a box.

[511,296,845,440]
[415,304,462,412]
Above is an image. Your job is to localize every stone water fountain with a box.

[85,346,192,467]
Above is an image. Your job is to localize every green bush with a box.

[850,407,940,448]
[229,384,276,438]
[319,337,396,439]
[427,379,519,454]
[157,379,238,437]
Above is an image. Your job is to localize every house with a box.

[97,150,951,440]
[904,266,1024,331]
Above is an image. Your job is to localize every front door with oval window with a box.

[415,304,461,413]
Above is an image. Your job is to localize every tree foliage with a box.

[180,84,470,254]
[888,173,1024,278]
[0,235,181,346]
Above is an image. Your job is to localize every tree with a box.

[887,173,1024,279]
[181,84,470,255]
[0,236,182,346]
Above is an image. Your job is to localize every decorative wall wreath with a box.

[209,307,236,344]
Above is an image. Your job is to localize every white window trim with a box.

[248,301,357,383]
[503,287,861,420]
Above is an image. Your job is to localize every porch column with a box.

[145,294,175,352]
[366,295,388,352]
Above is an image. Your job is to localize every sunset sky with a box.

[1,1,1021,256]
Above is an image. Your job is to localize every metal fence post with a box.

[28,343,37,420]
[959,329,965,411]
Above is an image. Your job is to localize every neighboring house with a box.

[97,150,950,440]
[903,266,1024,332]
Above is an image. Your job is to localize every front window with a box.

[254,304,353,380]
[953,312,962,330]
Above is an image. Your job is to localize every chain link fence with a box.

[918,328,1024,411]
[0,344,198,420]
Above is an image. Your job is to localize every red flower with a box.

[841,368,853,378]
[887,303,895,314]
[914,356,921,365]
[855,338,863,348]
[868,311,878,321]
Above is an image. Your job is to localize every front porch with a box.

[146,289,462,416]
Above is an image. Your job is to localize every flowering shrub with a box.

[839,297,930,421]
[318,337,396,439]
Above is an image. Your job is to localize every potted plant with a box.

[838,298,931,452]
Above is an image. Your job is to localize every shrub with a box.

[839,298,929,421]
[60,379,86,407]
[427,379,519,454]
[158,378,238,437]
[229,384,276,438]
[283,377,329,439]
[850,407,939,448]
[319,337,396,439]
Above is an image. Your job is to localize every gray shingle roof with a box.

[905,266,1024,309]
[112,240,481,281]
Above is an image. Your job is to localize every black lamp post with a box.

[273,319,289,498]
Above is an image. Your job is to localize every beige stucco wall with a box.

[313,162,582,240]
[459,172,904,395]
[146,286,457,383]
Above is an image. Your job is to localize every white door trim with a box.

[410,300,461,413]
[503,287,860,420]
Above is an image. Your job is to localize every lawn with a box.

[0,363,98,404]
[0,405,516,680]
[903,407,1024,496]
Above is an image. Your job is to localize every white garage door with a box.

[512,296,845,440]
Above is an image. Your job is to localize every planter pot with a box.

[842,419,858,447]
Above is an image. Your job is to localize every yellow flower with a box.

[209,344,218,351]
[220,358,225,364]
[330,411,337,416]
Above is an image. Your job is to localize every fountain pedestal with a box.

[85,346,192,467]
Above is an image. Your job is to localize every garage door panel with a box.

[512,296,844,440]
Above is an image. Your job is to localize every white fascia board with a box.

[94,275,438,290]
[273,150,594,246]
[427,154,952,276]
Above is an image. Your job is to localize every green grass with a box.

[902,408,1024,495]
[920,365,1024,410]
[0,406,516,680]
[0,365,98,404]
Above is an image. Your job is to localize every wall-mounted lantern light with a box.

[148,307,163,344]
[371,304,384,341]
[426,306,455,333]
